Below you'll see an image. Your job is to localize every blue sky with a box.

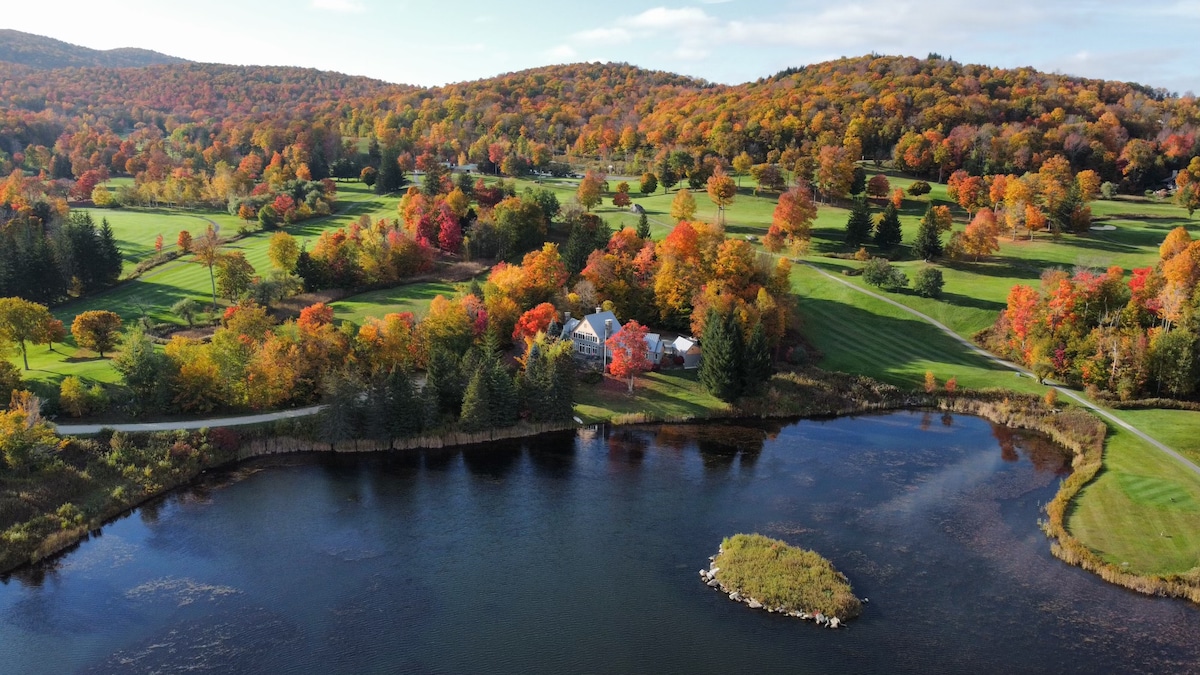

[5,1,1199,93]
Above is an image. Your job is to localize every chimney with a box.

[595,306,602,315]
[564,311,571,323]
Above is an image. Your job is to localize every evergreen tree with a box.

[636,212,651,239]
[912,205,944,260]
[742,322,772,396]
[385,368,423,438]
[845,196,873,249]
[700,309,745,402]
[362,372,392,442]
[97,218,123,287]
[425,347,464,415]
[112,326,168,412]
[849,166,867,196]
[874,202,903,250]
[459,369,491,432]
[320,371,363,446]
[487,360,520,428]
[376,145,404,195]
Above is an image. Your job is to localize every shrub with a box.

[862,258,908,290]
[907,181,932,196]
[580,371,603,385]
[913,267,944,298]
[1100,181,1116,199]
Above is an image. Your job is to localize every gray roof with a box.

[570,311,622,339]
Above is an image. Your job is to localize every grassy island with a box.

[712,533,862,620]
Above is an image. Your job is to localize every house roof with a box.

[645,333,663,351]
[571,311,622,339]
[672,336,698,352]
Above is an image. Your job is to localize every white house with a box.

[562,309,667,364]
[562,310,620,359]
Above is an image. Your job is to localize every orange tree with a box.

[606,319,651,392]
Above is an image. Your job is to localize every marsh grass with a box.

[713,533,862,619]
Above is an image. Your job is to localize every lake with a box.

[1,412,1197,673]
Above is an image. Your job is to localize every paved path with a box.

[56,405,324,435]
[802,261,1200,479]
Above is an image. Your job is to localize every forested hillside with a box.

[0,29,187,69]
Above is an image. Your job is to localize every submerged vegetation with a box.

[713,533,862,620]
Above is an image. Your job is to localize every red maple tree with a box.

[606,319,651,392]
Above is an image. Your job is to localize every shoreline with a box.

[5,380,1200,606]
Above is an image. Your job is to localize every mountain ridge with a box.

[0,29,188,69]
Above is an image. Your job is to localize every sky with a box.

[4,1,1200,93]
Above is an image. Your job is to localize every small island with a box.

[701,533,863,627]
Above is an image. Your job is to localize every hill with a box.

[0,29,187,69]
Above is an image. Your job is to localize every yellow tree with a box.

[268,231,300,273]
[706,166,737,225]
[576,170,604,212]
[191,223,225,307]
[0,298,55,370]
[670,188,697,222]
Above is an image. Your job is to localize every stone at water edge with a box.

[748,600,763,609]
[706,579,719,588]
[829,617,841,629]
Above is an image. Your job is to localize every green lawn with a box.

[13,182,395,388]
[1068,426,1200,574]
[329,280,456,326]
[80,208,234,276]
[573,368,728,423]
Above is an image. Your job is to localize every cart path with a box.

[55,405,324,435]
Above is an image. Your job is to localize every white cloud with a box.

[622,7,717,30]
[574,27,634,44]
[546,44,578,60]
[310,0,365,12]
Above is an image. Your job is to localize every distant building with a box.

[667,336,702,368]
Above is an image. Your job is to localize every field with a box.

[329,280,456,326]
[12,182,396,388]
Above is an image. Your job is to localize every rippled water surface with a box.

[2,412,1197,674]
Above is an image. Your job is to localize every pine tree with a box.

[487,361,520,428]
[637,212,651,239]
[97,218,123,287]
[874,202,903,250]
[700,309,745,402]
[912,205,944,260]
[425,348,464,415]
[385,368,422,438]
[742,322,772,396]
[376,145,404,195]
[845,196,873,249]
[849,166,867,196]
[459,369,491,432]
[321,372,363,446]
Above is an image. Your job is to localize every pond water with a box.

[1,412,1197,674]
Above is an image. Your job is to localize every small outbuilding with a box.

[669,336,702,368]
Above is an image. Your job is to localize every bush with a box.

[1100,182,1116,199]
[907,181,932,196]
[580,371,603,385]
[862,258,908,290]
[913,267,944,298]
